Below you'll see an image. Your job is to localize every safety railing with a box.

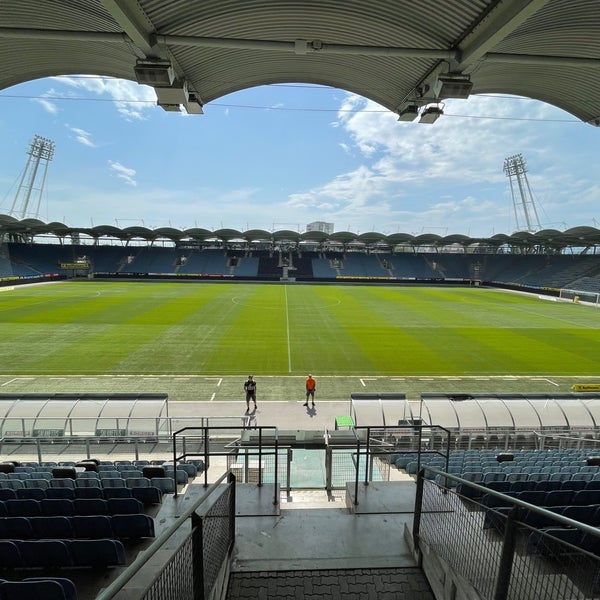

[172,425,279,505]
[413,466,600,600]
[348,424,451,505]
[96,470,236,600]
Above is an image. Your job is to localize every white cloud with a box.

[108,161,137,186]
[68,126,96,147]
[52,76,156,120]
[32,89,59,115]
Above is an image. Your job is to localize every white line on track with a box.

[359,378,377,386]
[205,378,222,387]
[210,393,216,401]
[533,378,559,386]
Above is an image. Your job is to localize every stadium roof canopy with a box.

[0,1,599,125]
[4,213,600,250]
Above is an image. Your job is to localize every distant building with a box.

[306,221,334,234]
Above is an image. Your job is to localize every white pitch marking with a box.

[359,378,377,387]
[390,377,406,381]
[205,377,222,387]
[533,378,559,387]
[210,393,216,402]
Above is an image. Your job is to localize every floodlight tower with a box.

[503,153,542,232]
[9,135,55,219]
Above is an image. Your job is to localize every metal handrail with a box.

[95,470,235,600]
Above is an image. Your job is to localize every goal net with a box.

[559,288,600,307]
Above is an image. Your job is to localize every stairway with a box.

[226,484,435,599]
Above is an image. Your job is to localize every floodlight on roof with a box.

[397,103,419,122]
[419,105,443,124]
[434,74,473,99]
[184,93,204,115]
[134,60,175,86]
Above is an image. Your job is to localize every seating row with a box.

[0,497,144,517]
[0,476,173,494]
[0,577,77,600]
[484,502,600,531]
[482,489,600,510]
[0,513,154,540]
[0,484,161,504]
[0,538,125,568]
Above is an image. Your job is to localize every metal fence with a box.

[414,467,600,600]
[98,471,236,600]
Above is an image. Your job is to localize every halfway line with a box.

[284,285,292,373]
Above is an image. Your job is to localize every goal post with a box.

[559,288,600,307]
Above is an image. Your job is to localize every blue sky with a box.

[0,75,598,237]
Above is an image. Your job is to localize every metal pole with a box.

[363,426,371,486]
[273,431,279,505]
[354,436,360,505]
[493,506,521,600]
[412,467,425,565]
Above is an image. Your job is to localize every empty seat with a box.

[101,477,126,489]
[0,489,17,501]
[107,497,143,515]
[74,487,104,499]
[76,478,101,488]
[24,478,50,490]
[73,498,108,515]
[0,516,34,539]
[46,487,76,500]
[5,498,42,517]
[151,477,176,494]
[131,486,162,505]
[19,539,73,568]
[142,466,166,479]
[68,539,126,567]
[50,478,76,490]
[16,488,46,501]
[30,515,74,539]
[41,498,75,516]
[72,514,114,539]
[51,468,77,480]
[22,577,78,600]
[102,487,132,500]
[112,513,155,538]
[0,540,23,567]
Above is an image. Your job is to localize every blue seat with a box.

[19,539,73,568]
[24,478,50,489]
[102,487,132,500]
[112,513,155,538]
[527,528,583,556]
[101,477,126,489]
[543,490,574,506]
[75,477,101,488]
[45,487,76,500]
[573,490,600,505]
[131,486,162,505]
[71,514,114,539]
[107,497,143,515]
[0,489,17,501]
[74,487,104,499]
[5,498,41,517]
[16,488,47,501]
[23,578,77,600]
[30,515,74,539]
[68,539,126,567]
[73,498,108,515]
[151,477,176,494]
[40,498,75,516]
[0,540,23,568]
[562,504,600,527]
[0,516,34,539]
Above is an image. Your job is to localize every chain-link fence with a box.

[414,467,600,600]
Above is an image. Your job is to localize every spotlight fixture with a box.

[134,60,175,87]
[434,74,473,99]
[184,93,204,115]
[419,106,443,124]
[397,103,419,122]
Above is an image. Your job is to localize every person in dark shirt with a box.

[244,375,257,412]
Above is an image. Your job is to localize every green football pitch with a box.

[0,280,599,400]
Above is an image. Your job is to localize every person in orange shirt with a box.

[303,374,316,407]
